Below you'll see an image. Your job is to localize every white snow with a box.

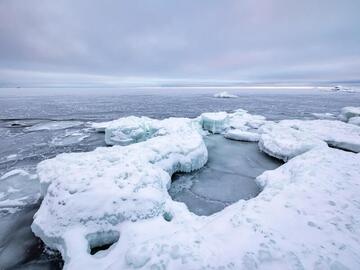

[259,119,360,161]
[224,129,260,142]
[25,121,83,131]
[29,109,360,269]
[92,116,202,146]
[258,122,326,161]
[213,91,238,98]
[32,142,360,269]
[348,116,360,126]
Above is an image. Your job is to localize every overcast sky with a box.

[0,0,359,86]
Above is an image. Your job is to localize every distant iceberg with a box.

[213,91,238,98]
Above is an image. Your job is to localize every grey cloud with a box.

[0,0,359,86]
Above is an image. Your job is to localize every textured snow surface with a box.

[32,144,360,270]
[213,91,238,98]
[259,119,360,161]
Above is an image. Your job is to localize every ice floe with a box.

[259,119,360,161]
[224,129,260,142]
[340,106,360,122]
[92,116,202,146]
[200,112,228,134]
[25,121,83,132]
[0,170,40,214]
[349,116,360,126]
[213,91,238,98]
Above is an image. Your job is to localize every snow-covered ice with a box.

[200,112,228,133]
[224,129,260,142]
[92,116,202,145]
[25,121,83,132]
[311,112,337,120]
[31,140,360,269]
[340,106,360,122]
[213,91,238,98]
[259,119,360,161]
[348,116,360,126]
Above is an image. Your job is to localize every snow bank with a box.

[311,112,336,120]
[32,143,360,269]
[213,91,238,98]
[259,119,360,161]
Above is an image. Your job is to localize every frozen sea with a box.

[0,87,360,269]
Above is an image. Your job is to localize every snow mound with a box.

[31,131,208,260]
[224,129,260,142]
[348,116,360,126]
[259,119,360,161]
[0,170,40,214]
[213,91,238,98]
[340,106,360,122]
[25,121,83,132]
[33,142,360,269]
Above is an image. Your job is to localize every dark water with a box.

[0,87,359,269]
[169,135,282,215]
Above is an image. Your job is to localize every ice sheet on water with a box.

[259,119,360,161]
[348,116,360,126]
[25,121,83,132]
[224,129,260,142]
[340,106,360,121]
[0,170,40,214]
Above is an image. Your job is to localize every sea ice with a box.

[224,129,260,142]
[25,121,83,132]
[311,112,336,120]
[32,142,360,269]
[340,106,360,122]
[348,116,360,126]
[259,119,360,160]
[200,112,228,133]
[0,170,40,214]
[213,91,238,98]
[92,116,202,146]
[31,131,207,260]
